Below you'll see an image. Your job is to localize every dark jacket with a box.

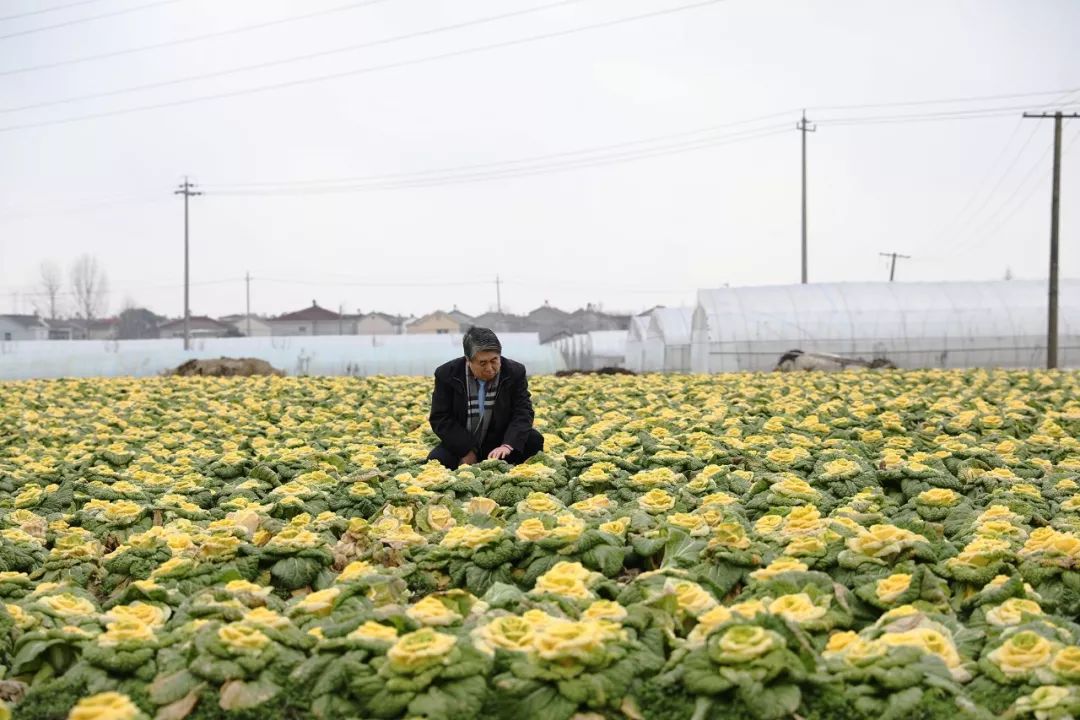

[429,356,535,459]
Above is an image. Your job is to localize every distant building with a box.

[0,314,49,341]
[568,304,630,333]
[116,307,163,340]
[51,317,118,340]
[446,306,475,327]
[354,312,408,335]
[270,301,343,336]
[471,311,529,334]
[220,314,273,337]
[158,316,234,339]
[407,310,463,335]
[527,303,571,328]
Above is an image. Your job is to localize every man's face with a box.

[468,350,501,381]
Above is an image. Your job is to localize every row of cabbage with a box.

[0,371,1078,720]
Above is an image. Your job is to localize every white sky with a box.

[0,0,1078,320]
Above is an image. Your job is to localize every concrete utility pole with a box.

[1023,111,1079,369]
[495,275,502,313]
[798,110,816,284]
[174,177,201,351]
[245,272,251,337]
[879,252,912,282]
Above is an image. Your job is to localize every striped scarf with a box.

[466,364,500,444]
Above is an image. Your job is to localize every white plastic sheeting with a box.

[0,333,566,380]
[585,330,628,370]
[645,307,694,372]
[548,331,629,371]
[625,316,651,372]
[691,280,1080,373]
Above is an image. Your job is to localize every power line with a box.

[0,195,166,223]
[204,110,795,190]
[0,0,727,133]
[817,101,1080,127]
[809,87,1080,113]
[2,277,241,296]
[924,126,1080,261]
[908,88,1080,257]
[940,137,1056,257]
[905,118,1032,255]
[0,0,183,41]
[257,277,491,288]
[0,0,586,114]
[206,124,792,195]
[202,99,1080,196]
[0,0,114,23]
[0,0,397,77]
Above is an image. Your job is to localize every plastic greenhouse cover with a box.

[0,333,565,380]
[587,330,628,357]
[647,307,693,346]
[694,280,1079,346]
[692,279,1080,370]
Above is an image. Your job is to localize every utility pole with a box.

[798,110,816,284]
[495,275,502,314]
[879,252,911,282]
[1023,110,1079,369]
[245,272,251,337]
[338,303,344,335]
[174,177,201,351]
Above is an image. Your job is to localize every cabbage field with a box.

[1,370,1080,720]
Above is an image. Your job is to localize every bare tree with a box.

[38,260,63,319]
[70,254,109,320]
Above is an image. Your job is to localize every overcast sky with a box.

[0,0,1078,320]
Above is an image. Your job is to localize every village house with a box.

[269,301,344,336]
[0,314,50,341]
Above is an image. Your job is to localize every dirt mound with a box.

[173,357,284,377]
[555,366,636,377]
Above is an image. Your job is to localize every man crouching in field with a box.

[427,326,544,469]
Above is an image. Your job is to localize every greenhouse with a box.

[691,279,1080,373]
[584,330,629,370]
[624,315,651,372]
[0,333,566,380]
[644,307,694,372]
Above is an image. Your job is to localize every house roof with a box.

[273,301,341,322]
[0,314,49,329]
[412,310,461,325]
[361,311,408,324]
[447,307,475,324]
[527,304,571,320]
[63,317,117,330]
[219,313,270,324]
[159,315,232,331]
[472,311,524,325]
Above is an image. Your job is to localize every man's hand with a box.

[459,450,478,466]
[488,444,514,461]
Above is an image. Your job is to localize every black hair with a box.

[463,326,502,359]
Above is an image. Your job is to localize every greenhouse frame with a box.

[624,315,651,372]
[644,307,694,373]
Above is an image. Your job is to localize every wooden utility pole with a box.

[879,252,912,282]
[1023,111,1079,369]
[174,177,201,351]
[798,110,816,284]
[245,272,251,337]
